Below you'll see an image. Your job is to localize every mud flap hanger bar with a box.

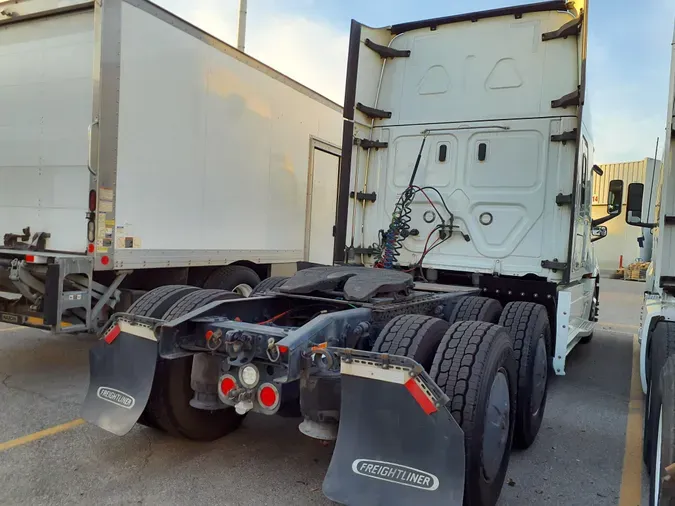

[325,347,451,409]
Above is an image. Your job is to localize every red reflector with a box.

[259,385,278,408]
[101,255,110,265]
[220,376,236,396]
[277,345,289,353]
[25,255,35,263]
[87,243,95,253]
[104,325,121,344]
[405,378,437,415]
[89,190,97,212]
[205,330,214,341]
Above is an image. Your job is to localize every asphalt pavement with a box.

[0,278,646,505]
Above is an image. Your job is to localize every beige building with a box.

[592,158,659,275]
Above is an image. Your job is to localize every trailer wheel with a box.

[448,296,503,325]
[250,276,289,296]
[372,314,449,369]
[142,289,245,441]
[645,322,675,472]
[203,265,261,296]
[126,285,200,429]
[498,301,551,449]
[430,321,516,506]
[649,355,675,505]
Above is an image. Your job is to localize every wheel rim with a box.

[530,336,548,417]
[653,406,663,506]
[482,369,511,482]
[232,283,253,297]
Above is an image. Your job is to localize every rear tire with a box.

[145,289,245,441]
[250,276,289,296]
[203,265,261,296]
[646,322,675,473]
[448,296,503,325]
[127,285,199,318]
[126,285,200,429]
[498,302,551,449]
[649,355,675,506]
[372,314,449,370]
[430,321,516,506]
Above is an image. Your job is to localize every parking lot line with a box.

[0,326,22,333]
[618,334,643,506]
[0,419,85,453]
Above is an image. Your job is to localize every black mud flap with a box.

[323,351,465,506]
[81,323,158,436]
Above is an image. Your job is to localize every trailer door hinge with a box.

[551,88,581,109]
[542,16,582,41]
[551,128,578,144]
[365,38,411,59]
[556,193,573,206]
[350,191,377,202]
[354,138,388,150]
[356,102,392,120]
[541,259,567,271]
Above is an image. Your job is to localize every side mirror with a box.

[607,179,624,216]
[591,225,608,239]
[592,164,604,176]
[626,182,644,225]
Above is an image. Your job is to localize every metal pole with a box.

[237,0,247,52]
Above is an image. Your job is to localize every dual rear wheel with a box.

[373,296,552,506]
[373,315,515,506]
[449,296,552,448]
[125,266,262,440]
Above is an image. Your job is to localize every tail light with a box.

[220,375,237,396]
[257,383,280,410]
[89,190,97,212]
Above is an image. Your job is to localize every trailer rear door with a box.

[0,7,94,253]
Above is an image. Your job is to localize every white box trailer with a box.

[0,0,343,333]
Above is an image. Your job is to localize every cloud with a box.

[155,0,348,104]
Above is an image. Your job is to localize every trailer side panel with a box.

[110,1,343,269]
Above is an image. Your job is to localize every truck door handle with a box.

[88,118,99,177]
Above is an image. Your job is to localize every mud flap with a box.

[81,322,158,436]
[323,352,465,506]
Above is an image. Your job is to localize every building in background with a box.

[592,158,660,276]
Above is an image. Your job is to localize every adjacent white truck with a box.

[633,21,675,506]
[0,0,343,333]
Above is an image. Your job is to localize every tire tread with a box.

[448,296,503,325]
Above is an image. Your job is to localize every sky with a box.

[156,0,675,164]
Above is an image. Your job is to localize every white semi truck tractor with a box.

[82,2,629,506]
[632,21,675,506]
